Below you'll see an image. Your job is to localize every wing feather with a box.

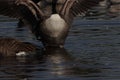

[0,0,44,34]
[60,0,100,18]
[0,0,44,19]
[0,0,22,18]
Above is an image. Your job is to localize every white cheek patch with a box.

[16,51,27,56]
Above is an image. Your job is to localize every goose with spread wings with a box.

[0,0,100,48]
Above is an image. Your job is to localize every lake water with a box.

[0,4,120,80]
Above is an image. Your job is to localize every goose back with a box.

[0,38,36,57]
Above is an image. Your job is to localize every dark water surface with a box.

[0,5,120,80]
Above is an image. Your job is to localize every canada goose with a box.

[0,38,36,57]
[0,0,100,48]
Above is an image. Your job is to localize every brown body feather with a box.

[0,38,36,56]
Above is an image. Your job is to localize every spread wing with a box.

[0,0,21,18]
[0,0,44,32]
[60,0,100,22]
[0,0,43,18]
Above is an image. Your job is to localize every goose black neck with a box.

[32,0,40,3]
[52,0,57,14]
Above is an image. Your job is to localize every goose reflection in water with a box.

[0,48,101,80]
